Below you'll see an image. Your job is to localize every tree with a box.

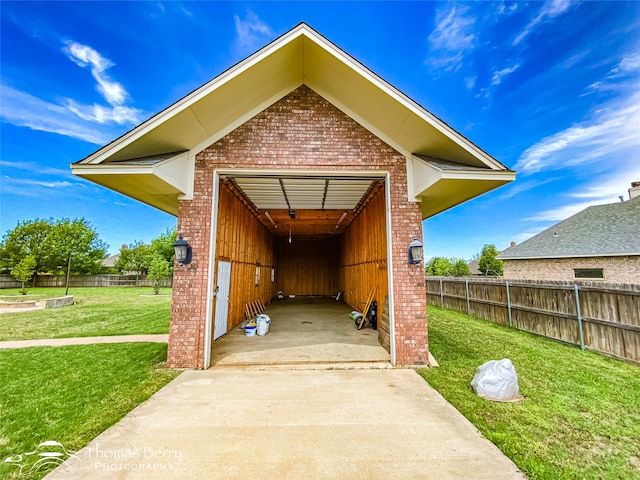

[149,227,177,264]
[0,219,53,282]
[426,257,472,276]
[478,244,503,276]
[11,255,37,295]
[450,259,472,277]
[45,219,108,274]
[0,218,107,286]
[426,257,453,276]
[147,254,170,294]
[114,227,176,284]
[114,241,150,285]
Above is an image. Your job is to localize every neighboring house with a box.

[101,253,120,269]
[498,185,640,283]
[72,24,514,368]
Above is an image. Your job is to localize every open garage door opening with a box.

[209,172,391,367]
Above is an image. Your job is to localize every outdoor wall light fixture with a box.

[173,235,192,266]
[408,237,424,265]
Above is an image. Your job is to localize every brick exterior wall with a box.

[503,256,640,284]
[168,85,428,368]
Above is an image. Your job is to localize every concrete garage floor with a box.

[211,297,390,368]
[45,369,524,480]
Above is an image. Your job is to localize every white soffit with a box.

[411,155,515,218]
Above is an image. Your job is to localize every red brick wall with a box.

[169,85,428,368]
[503,256,640,283]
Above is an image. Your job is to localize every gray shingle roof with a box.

[498,196,640,259]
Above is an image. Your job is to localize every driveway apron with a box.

[45,368,523,479]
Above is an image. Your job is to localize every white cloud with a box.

[0,83,110,144]
[513,0,579,46]
[607,55,640,78]
[1,41,144,143]
[0,160,72,177]
[491,64,520,86]
[233,12,274,55]
[514,91,640,174]
[497,2,519,16]
[526,200,599,222]
[6,178,76,188]
[63,41,127,106]
[512,227,548,244]
[497,177,559,200]
[66,100,143,125]
[464,76,477,90]
[427,5,476,72]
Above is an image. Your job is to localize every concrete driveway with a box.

[46,368,523,479]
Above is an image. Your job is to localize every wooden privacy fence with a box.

[0,274,173,289]
[426,277,640,363]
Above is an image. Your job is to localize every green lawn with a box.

[418,306,640,480]
[0,287,171,341]
[0,343,180,480]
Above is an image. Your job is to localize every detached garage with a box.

[72,24,514,369]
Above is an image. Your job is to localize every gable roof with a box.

[498,196,640,260]
[72,23,514,217]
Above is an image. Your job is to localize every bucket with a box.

[245,325,256,336]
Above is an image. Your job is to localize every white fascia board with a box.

[82,26,309,166]
[72,163,154,176]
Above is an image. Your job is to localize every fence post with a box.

[439,278,444,308]
[506,281,513,327]
[574,285,585,350]
[465,279,471,316]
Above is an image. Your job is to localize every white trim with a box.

[384,172,396,366]
[178,151,196,200]
[203,171,221,368]
[205,166,393,366]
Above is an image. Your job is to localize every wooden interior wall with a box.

[215,182,276,330]
[276,238,340,296]
[339,187,388,314]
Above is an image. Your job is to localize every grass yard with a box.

[0,287,171,341]
[418,306,640,480]
[0,342,180,480]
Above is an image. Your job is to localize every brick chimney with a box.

[510,241,516,248]
[629,181,640,200]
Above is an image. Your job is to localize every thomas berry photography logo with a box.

[3,440,79,477]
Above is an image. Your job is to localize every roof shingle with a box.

[498,197,640,259]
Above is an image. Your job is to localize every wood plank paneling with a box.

[339,186,388,317]
[276,238,339,296]
[214,182,276,330]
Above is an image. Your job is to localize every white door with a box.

[214,261,231,340]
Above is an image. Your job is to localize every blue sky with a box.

[1,1,639,259]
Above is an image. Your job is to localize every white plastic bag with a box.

[256,314,270,336]
[471,358,520,402]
